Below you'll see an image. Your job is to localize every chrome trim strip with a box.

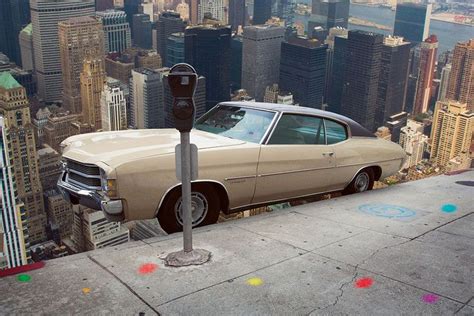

[337,158,401,168]
[65,159,99,168]
[67,169,101,179]
[155,179,231,216]
[259,111,281,145]
[67,178,102,191]
[258,165,334,178]
[224,175,257,181]
[261,111,282,145]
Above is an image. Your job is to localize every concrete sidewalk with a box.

[1,171,473,315]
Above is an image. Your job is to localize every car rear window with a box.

[325,119,348,144]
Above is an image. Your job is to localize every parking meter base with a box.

[164,249,211,267]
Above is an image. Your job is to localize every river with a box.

[292,2,474,54]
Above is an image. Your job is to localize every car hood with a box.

[61,129,246,167]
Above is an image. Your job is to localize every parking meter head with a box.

[168,63,198,132]
[168,64,198,98]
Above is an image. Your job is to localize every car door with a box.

[252,114,337,204]
[324,118,356,189]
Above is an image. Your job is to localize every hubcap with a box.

[174,192,209,226]
[355,172,369,192]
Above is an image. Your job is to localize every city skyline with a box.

[0,0,472,270]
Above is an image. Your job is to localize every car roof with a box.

[219,101,376,138]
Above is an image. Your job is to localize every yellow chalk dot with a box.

[82,288,91,294]
[246,277,263,286]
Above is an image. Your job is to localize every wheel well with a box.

[209,182,230,214]
[157,181,230,216]
[368,166,382,181]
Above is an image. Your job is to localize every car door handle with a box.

[322,152,334,157]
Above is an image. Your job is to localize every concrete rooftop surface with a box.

[1,171,473,315]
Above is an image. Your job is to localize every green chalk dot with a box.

[17,274,31,282]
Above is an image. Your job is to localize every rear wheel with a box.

[342,168,374,195]
[158,183,221,234]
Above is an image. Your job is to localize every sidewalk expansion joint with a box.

[232,224,311,253]
[87,255,161,316]
[454,296,474,315]
[409,211,474,242]
[156,252,306,308]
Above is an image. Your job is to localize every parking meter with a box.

[168,63,198,132]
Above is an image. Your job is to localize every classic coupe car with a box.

[58,102,406,233]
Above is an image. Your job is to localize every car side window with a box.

[325,119,348,144]
[268,114,326,145]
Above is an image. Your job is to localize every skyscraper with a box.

[279,37,327,109]
[229,0,247,31]
[96,0,115,11]
[399,119,428,169]
[188,0,199,25]
[19,24,34,71]
[166,33,186,67]
[327,29,348,113]
[310,0,349,29]
[253,0,272,25]
[96,10,132,54]
[376,36,411,128]
[340,30,384,132]
[124,0,142,32]
[230,35,243,92]
[156,12,186,66]
[185,24,232,109]
[59,16,105,114]
[132,14,153,49]
[242,24,285,101]
[101,77,128,131]
[30,0,95,103]
[0,0,30,66]
[43,112,81,153]
[129,68,167,129]
[393,3,431,44]
[438,64,451,102]
[198,0,227,23]
[446,39,474,112]
[0,116,29,269]
[176,1,190,21]
[413,35,438,115]
[430,100,473,166]
[80,59,107,131]
[0,72,46,245]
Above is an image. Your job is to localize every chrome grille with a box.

[68,173,101,187]
[66,159,101,190]
[67,160,100,176]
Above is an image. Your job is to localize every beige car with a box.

[58,102,406,233]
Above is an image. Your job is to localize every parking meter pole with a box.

[164,63,211,267]
[181,132,193,253]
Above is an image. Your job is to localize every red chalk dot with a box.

[355,277,373,288]
[138,263,158,275]
[422,293,439,304]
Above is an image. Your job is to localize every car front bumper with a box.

[57,172,125,222]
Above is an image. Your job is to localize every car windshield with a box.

[195,106,276,143]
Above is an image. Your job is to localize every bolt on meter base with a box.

[164,249,211,267]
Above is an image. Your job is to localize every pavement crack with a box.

[410,211,474,242]
[87,255,161,316]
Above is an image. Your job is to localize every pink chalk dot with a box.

[422,293,439,304]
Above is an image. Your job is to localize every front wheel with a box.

[342,168,374,195]
[158,183,221,234]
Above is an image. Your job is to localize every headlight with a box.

[100,169,117,198]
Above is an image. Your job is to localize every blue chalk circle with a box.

[359,204,416,219]
[441,204,457,213]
